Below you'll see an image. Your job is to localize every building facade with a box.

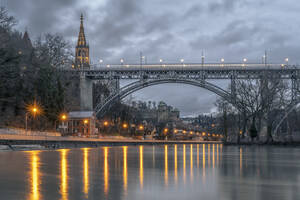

[60,111,97,137]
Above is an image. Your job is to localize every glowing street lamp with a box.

[120,58,124,66]
[180,58,185,68]
[139,125,144,131]
[32,107,38,114]
[60,114,67,121]
[25,104,41,135]
[99,59,104,68]
[122,123,128,129]
[104,121,109,126]
[242,58,247,67]
[174,129,178,134]
[285,58,289,66]
[164,128,168,134]
[84,119,89,125]
[221,58,225,67]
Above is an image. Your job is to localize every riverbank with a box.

[0,134,221,151]
[225,141,300,146]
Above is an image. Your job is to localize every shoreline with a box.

[0,134,221,151]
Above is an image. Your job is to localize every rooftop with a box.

[68,111,94,119]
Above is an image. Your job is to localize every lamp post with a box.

[221,58,225,67]
[99,59,103,67]
[285,58,289,67]
[25,106,39,136]
[60,114,67,135]
[243,58,247,67]
[180,58,185,69]
[120,58,124,67]
[159,59,163,67]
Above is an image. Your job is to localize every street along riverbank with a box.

[0,134,221,151]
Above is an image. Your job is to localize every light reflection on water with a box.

[83,148,89,198]
[183,144,186,184]
[104,147,109,196]
[28,151,41,200]
[174,144,178,184]
[60,149,68,200]
[139,146,143,190]
[123,146,128,195]
[0,145,299,200]
[164,145,168,186]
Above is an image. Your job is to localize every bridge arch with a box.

[273,101,300,135]
[94,78,242,117]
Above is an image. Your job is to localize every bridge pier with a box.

[80,73,93,111]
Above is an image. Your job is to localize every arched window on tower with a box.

[78,50,81,57]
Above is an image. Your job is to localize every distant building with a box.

[130,101,180,123]
[157,101,180,122]
[61,111,97,136]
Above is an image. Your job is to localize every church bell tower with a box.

[74,14,90,69]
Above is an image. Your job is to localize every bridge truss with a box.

[67,63,300,122]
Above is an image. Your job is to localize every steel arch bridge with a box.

[67,63,300,119]
[94,78,241,117]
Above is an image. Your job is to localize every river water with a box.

[0,144,300,200]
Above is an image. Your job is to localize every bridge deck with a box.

[65,63,300,80]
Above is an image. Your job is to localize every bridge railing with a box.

[86,63,296,71]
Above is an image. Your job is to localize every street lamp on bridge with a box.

[221,58,225,67]
[285,58,289,66]
[243,58,247,67]
[159,59,163,67]
[180,59,185,68]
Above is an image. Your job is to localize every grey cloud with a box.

[5,0,300,115]
[208,0,240,14]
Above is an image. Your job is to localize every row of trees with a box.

[0,7,73,129]
[216,74,300,144]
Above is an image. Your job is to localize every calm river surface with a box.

[0,144,300,200]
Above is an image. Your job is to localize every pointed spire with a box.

[75,13,90,68]
[77,13,87,47]
[80,13,83,24]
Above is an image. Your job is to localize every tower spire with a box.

[75,13,90,68]
[77,13,87,47]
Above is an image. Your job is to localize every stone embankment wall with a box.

[0,128,61,136]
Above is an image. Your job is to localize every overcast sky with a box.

[5,0,300,116]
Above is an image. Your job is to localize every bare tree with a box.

[34,34,73,69]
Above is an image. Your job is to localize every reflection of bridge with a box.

[67,63,300,123]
